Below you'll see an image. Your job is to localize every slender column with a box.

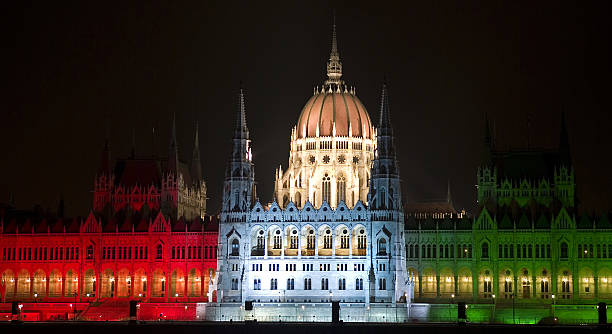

[594,275,599,299]
[29,275,34,299]
[113,275,118,299]
[454,273,459,296]
[418,274,423,298]
[130,273,135,298]
[472,270,478,301]
[531,274,536,298]
[435,274,440,298]
[184,273,188,298]
[45,274,50,297]
[200,274,204,298]
[61,275,65,298]
[165,273,170,302]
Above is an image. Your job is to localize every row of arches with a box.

[409,266,612,300]
[1,268,217,301]
[242,224,382,257]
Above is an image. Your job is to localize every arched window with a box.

[560,242,568,259]
[295,192,302,208]
[282,195,289,208]
[155,245,163,260]
[231,239,240,256]
[322,174,331,204]
[377,238,387,256]
[307,231,315,250]
[256,234,264,250]
[86,245,94,260]
[337,175,346,204]
[481,242,489,259]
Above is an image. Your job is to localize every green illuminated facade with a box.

[405,114,612,306]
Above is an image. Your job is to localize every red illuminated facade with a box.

[0,119,218,310]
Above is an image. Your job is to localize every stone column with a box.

[418,274,423,298]
[130,273,135,298]
[184,273,188,298]
[594,275,599,299]
[472,271,478,301]
[29,274,34,299]
[435,274,440,298]
[45,274,50,297]
[61,275,65,298]
[454,273,459,296]
[531,274,536,298]
[200,274,205,298]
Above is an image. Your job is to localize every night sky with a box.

[2,1,611,217]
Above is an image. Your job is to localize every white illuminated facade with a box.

[214,24,413,321]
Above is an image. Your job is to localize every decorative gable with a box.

[149,212,170,233]
[81,211,101,233]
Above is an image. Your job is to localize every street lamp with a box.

[492,294,496,323]
[551,294,556,318]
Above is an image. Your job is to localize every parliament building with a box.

[0,21,610,323]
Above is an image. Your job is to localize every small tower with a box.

[221,86,256,213]
[162,112,179,217]
[368,80,409,303]
[477,113,497,205]
[191,121,203,184]
[369,81,401,210]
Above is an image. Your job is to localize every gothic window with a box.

[324,232,333,249]
[231,278,239,290]
[254,279,261,290]
[290,231,298,249]
[86,245,94,260]
[307,231,315,250]
[322,174,331,203]
[356,278,363,290]
[357,233,366,250]
[481,242,489,259]
[340,230,349,249]
[270,278,278,290]
[295,192,302,207]
[155,245,163,260]
[231,239,240,256]
[560,242,568,259]
[337,175,346,204]
[283,195,289,208]
[287,278,295,290]
[304,278,312,290]
[378,278,386,290]
[321,278,329,290]
[256,234,265,250]
[377,238,387,256]
[273,232,282,249]
[338,278,346,290]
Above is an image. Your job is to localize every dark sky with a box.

[2,1,611,217]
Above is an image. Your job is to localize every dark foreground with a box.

[0,321,610,334]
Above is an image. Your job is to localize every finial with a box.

[325,12,342,85]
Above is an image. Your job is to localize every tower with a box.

[368,81,410,303]
[217,86,256,303]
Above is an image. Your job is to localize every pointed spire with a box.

[234,83,249,140]
[191,121,202,183]
[325,13,343,85]
[379,77,391,129]
[168,112,179,173]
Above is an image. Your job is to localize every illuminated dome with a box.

[297,88,373,139]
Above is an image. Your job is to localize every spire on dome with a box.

[325,14,343,85]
